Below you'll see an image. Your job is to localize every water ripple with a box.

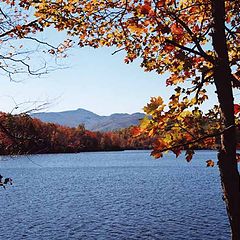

[0,150,230,239]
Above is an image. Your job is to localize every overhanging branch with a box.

[155,125,234,153]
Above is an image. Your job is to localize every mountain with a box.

[31,108,145,132]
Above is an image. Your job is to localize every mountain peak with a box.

[76,108,95,113]
[32,108,144,131]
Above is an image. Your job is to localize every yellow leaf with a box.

[128,25,145,34]
[140,116,150,130]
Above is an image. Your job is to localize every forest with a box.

[0,111,239,156]
[0,112,153,155]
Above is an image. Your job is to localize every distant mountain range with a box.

[31,108,145,132]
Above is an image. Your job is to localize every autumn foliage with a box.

[0,111,238,156]
[0,112,153,155]
[2,0,240,236]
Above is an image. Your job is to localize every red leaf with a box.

[141,4,152,15]
[186,155,192,162]
[185,149,194,162]
[172,148,181,158]
[234,104,240,115]
[131,126,142,137]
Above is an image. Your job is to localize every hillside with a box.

[31,108,145,131]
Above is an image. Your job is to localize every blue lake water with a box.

[0,150,230,239]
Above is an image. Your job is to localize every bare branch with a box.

[111,47,125,55]
[24,36,57,49]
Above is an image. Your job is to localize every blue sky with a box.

[0,44,174,115]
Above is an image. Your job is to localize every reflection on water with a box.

[0,150,230,239]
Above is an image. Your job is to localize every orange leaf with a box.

[141,4,152,15]
[15,25,22,31]
[131,126,142,137]
[156,0,165,7]
[151,150,163,159]
[170,23,183,35]
[164,45,174,51]
[206,159,214,167]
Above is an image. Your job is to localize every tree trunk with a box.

[211,0,240,239]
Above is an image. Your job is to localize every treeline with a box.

[0,112,153,155]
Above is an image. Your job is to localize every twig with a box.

[112,47,125,55]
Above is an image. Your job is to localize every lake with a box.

[0,150,230,239]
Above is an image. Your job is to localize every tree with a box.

[0,0,73,81]
[19,0,240,238]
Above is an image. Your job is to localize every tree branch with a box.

[231,70,240,88]
[155,125,234,153]
[165,39,205,57]
[111,47,125,55]
[0,20,38,39]
[168,11,215,63]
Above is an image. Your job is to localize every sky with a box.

[0,3,239,117]
[0,41,174,116]
[0,28,225,116]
